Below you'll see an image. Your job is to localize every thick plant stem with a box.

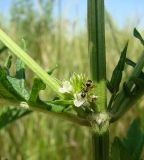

[88,0,109,160]
[92,132,109,160]
[88,0,106,112]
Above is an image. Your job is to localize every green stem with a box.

[92,132,109,160]
[88,0,109,160]
[0,97,90,126]
[88,0,106,112]
[0,29,63,98]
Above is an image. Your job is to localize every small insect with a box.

[81,80,93,98]
[81,91,86,98]
[86,79,92,87]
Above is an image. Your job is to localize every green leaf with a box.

[0,40,30,101]
[0,107,31,129]
[106,79,113,93]
[0,67,24,100]
[7,76,29,100]
[133,78,144,90]
[123,78,144,98]
[123,119,144,160]
[126,58,136,68]
[13,39,28,99]
[109,42,128,93]
[16,38,26,79]
[111,137,134,160]
[126,58,144,79]
[0,40,29,101]
[0,54,29,100]
[133,28,144,46]
[29,78,46,103]
[16,57,25,79]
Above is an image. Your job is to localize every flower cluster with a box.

[59,73,98,108]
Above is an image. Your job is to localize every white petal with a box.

[59,81,72,93]
[74,99,85,107]
[59,87,67,93]
[73,93,86,107]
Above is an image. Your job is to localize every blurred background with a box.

[0,0,144,159]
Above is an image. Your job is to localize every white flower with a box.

[59,81,72,93]
[74,93,86,107]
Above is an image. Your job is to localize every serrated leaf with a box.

[0,107,31,129]
[0,40,29,101]
[0,67,24,100]
[7,76,29,100]
[109,42,128,93]
[133,28,144,46]
[123,119,144,160]
[111,137,134,160]
[29,78,46,103]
